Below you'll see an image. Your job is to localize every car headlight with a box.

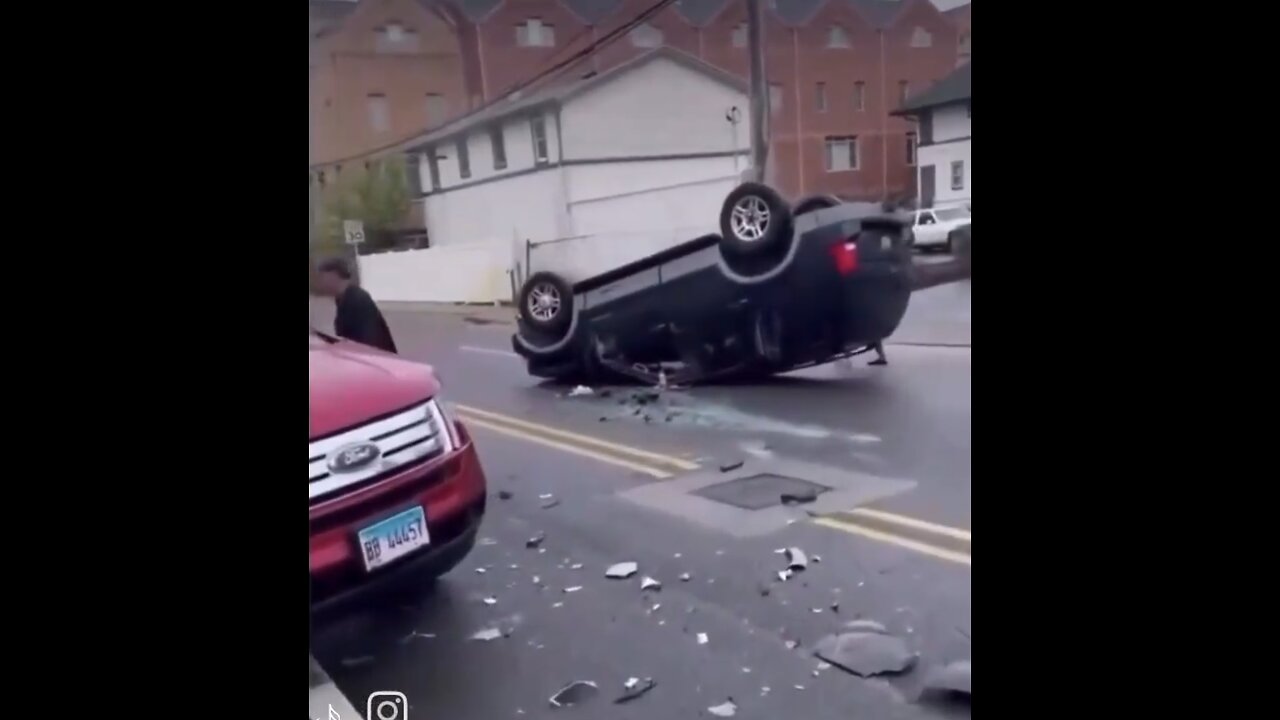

[427,396,462,453]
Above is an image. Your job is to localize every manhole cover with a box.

[693,474,831,510]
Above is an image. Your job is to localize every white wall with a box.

[520,156,737,281]
[357,243,512,304]
[429,108,560,191]
[559,56,747,160]
[424,170,567,248]
[919,138,971,206]
[932,104,971,143]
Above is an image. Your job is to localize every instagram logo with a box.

[367,691,407,720]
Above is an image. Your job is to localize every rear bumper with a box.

[309,424,488,615]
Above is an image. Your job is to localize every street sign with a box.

[343,220,365,246]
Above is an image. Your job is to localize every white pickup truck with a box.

[910,206,972,253]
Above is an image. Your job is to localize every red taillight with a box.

[829,237,859,276]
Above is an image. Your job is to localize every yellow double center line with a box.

[454,403,970,566]
[815,508,972,566]
[453,403,699,478]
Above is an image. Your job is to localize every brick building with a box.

[309,0,971,203]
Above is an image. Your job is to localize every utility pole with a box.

[745,0,770,185]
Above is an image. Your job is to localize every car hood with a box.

[309,335,440,439]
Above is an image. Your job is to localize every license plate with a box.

[357,506,429,571]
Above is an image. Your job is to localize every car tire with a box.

[945,232,958,255]
[719,182,792,257]
[519,272,573,337]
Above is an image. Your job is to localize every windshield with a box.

[935,207,971,221]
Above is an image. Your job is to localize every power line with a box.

[310,0,679,171]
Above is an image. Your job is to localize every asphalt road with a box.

[313,430,971,720]
[310,288,972,719]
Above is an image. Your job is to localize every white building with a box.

[358,48,749,301]
[895,62,971,209]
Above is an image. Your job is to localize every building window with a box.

[427,148,441,190]
[732,23,747,48]
[853,82,865,111]
[827,26,851,49]
[951,160,964,191]
[376,22,419,52]
[531,116,549,164]
[899,81,910,104]
[630,22,663,48]
[910,27,933,48]
[456,139,471,179]
[815,82,827,112]
[425,93,447,126]
[516,19,555,47]
[906,132,917,166]
[824,136,858,172]
[490,127,507,170]
[406,153,423,195]
[367,94,389,133]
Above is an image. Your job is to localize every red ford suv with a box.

[309,330,487,614]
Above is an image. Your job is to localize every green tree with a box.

[319,156,411,254]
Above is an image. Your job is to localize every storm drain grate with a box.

[693,473,831,511]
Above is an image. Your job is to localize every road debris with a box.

[606,562,639,579]
[549,680,599,708]
[811,608,823,614]
[525,533,546,549]
[498,490,513,500]
[541,498,562,509]
[696,633,709,645]
[758,583,771,597]
[469,628,504,642]
[552,602,564,608]
[563,586,583,593]
[812,555,822,564]
[680,572,692,582]
[785,640,799,650]
[781,490,820,505]
[922,660,971,696]
[649,603,662,613]
[570,563,584,570]
[539,493,555,500]
[831,602,840,613]
[615,677,657,704]
[532,575,542,585]
[483,596,498,606]
[813,630,918,677]
[785,548,809,571]
[397,630,436,644]
[777,570,793,582]
[719,460,744,472]
[475,568,486,574]
[566,385,594,397]
[509,564,520,570]
[760,686,771,696]
[641,576,662,591]
[478,537,498,546]
[707,699,738,717]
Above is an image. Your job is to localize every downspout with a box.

[878,29,887,201]
[791,27,805,196]
[477,25,490,102]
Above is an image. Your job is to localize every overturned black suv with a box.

[511,183,913,385]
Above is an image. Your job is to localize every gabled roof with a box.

[893,61,970,115]
[404,46,746,150]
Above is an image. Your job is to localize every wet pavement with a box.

[312,431,971,719]
[310,285,971,717]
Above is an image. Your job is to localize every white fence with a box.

[357,242,513,304]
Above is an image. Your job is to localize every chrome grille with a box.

[308,400,449,502]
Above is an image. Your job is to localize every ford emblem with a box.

[328,442,381,473]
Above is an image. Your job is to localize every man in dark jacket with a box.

[315,258,398,354]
